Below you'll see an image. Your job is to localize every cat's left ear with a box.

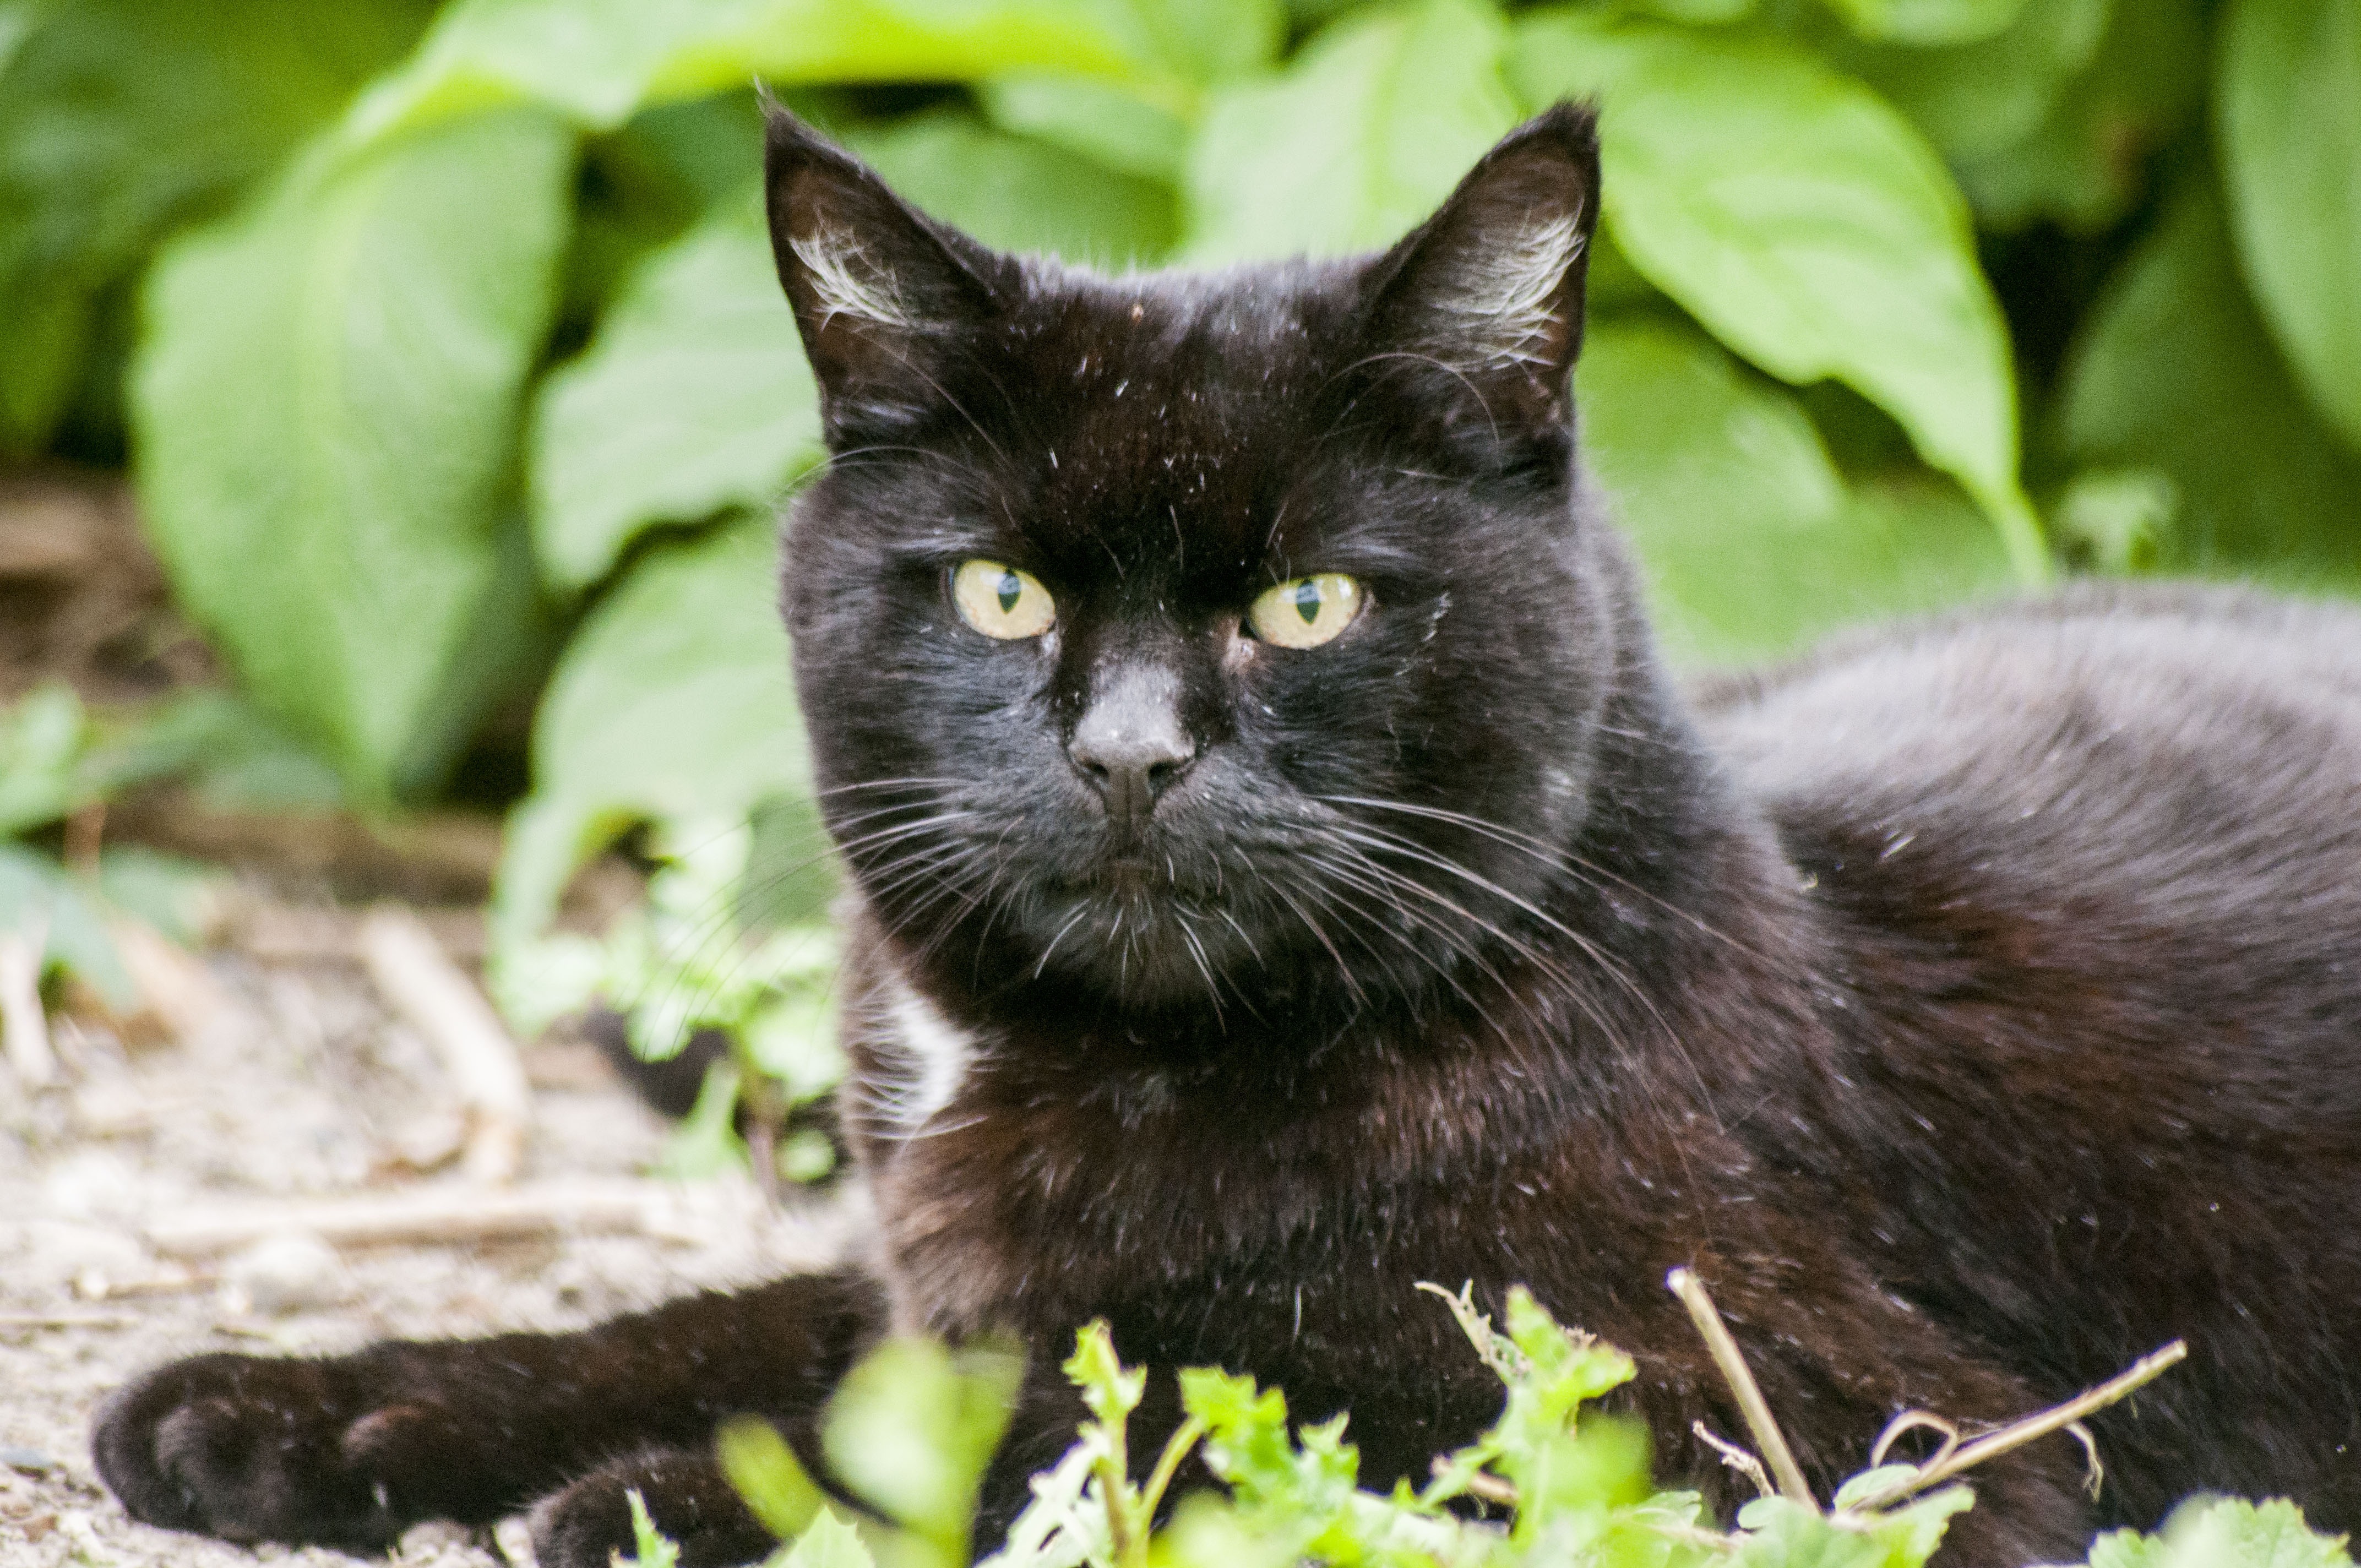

[1361,103,1600,435]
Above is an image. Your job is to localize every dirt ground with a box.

[0,901,852,1568]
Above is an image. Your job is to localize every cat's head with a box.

[766,104,1623,1023]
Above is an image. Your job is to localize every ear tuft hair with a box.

[1363,102,1602,435]
[762,101,1002,440]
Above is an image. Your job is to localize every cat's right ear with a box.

[763,101,1002,440]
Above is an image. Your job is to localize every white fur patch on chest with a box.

[873,971,977,1131]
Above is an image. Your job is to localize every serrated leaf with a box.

[2218,0,2361,453]
[492,519,809,945]
[2092,1497,2354,1568]
[133,109,573,801]
[2057,173,2361,584]
[1579,318,2009,665]
[531,200,818,592]
[1064,1321,1146,1431]
[780,1508,878,1568]
[1180,0,1519,264]
[1510,12,2046,581]
[0,0,427,451]
[334,0,1163,156]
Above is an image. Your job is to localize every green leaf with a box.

[623,1489,681,1568]
[719,1415,827,1542]
[1815,0,2030,46]
[531,199,818,592]
[823,1337,1024,1553]
[0,842,131,1006]
[2218,0,2361,452]
[334,0,1162,155]
[780,1509,878,1568]
[1510,12,2047,581]
[1579,318,2009,665]
[133,109,573,801]
[1944,0,2205,232]
[1064,1321,1146,1432]
[846,110,1179,264]
[2057,173,2361,584]
[978,74,1190,181]
[493,519,810,945]
[0,0,429,452]
[1820,0,2109,170]
[1180,0,1519,264]
[2088,1497,2354,1568]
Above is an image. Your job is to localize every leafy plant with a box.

[0,683,290,1002]
[497,807,845,1185]
[687,1284,2354,1568]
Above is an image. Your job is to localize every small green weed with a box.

[695,1282,2351,1568]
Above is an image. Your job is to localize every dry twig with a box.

[361,905,532,1182]
[143,1179,711,1256]
[1666,1266,1817,1508]
[1844,1340,2185,1513]
[0,919,56,1088]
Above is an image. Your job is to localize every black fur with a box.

[94,105,2361,1568]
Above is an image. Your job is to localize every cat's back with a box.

[1698,584,2361,993]
[1698,585,2361,1081]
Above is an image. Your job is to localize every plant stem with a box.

[1848,1341,2187,1512]
[1137,1415,1206,1525]
[1666,1267,1816,1509]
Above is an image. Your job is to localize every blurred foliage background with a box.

[2,0,2358,994]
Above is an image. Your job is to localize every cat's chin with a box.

[1020,879,1266,1012]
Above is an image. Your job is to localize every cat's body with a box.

[93,106,2361,1568]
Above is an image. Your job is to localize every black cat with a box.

[94,104,2361,1568]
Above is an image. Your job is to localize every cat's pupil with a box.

[1293,581,1321,623]
[997,572,1022,614]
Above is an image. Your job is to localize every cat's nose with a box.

[1069,665,1196,828]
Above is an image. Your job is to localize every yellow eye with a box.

[1246,573,1363,649]
[951,559,1056,639]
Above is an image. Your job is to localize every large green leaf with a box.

[133,110,574,801]
[532,109,1174,595]
[532,200,819,593]
[1580,318,2008,666]
[1945,0,2205,232]
[2218,0,2361,453]
[1816,0,2030,45]
[1510,12,2046,581]
[334,0,1167,156]
[1821,0,2109,169]
[846,110,1179,264]
[0,0,429,453]
[1180,0,1519,264]
[978,74,1191,181]
[2058,173,2361,583]
[494,519,808,944]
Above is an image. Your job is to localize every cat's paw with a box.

[529,1449,774,1568]
[92,1351,454,1549]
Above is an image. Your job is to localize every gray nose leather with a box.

[1069,663,1195,830]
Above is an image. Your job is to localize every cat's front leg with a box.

[93,1267,886,1553]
